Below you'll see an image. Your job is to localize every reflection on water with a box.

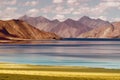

[0,40,120,69]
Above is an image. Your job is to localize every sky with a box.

[0,0,120,21]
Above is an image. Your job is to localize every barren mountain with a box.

[50,19,91,38]
[19,15,91,38]
[111,22,120,38]
[0,19,60,40]
[19,15,59,32]
[78,22,120,38]
[79,16,111,28]
[20,15,118,38]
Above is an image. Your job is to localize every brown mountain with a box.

[78,22,120,38]
[0,19,60,40]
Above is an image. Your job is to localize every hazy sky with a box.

[0,0,120,21]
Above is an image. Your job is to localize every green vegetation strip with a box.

[0,63,120,80]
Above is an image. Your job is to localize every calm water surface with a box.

[0,40,120,69]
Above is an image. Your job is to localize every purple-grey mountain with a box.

[19,15,117,38]
[79,16,111,28]
[19,15,92,38]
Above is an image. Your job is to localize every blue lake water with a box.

[0,40,120,69]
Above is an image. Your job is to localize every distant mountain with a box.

[19,15,51,26]
[111,22,120,38]
[0,19,60,40]
[19,15,93,38]
[19,15,59,33]
[79,16,111,28]
[78,24,114,38]
[50,19,91,38]
[19,15,117,38]
[78,22,120,38]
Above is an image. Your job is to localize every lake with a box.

[0,39,120,69]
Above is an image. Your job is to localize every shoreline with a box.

[1,62,120,69]
[0,63,120,80]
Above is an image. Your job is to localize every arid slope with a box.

[0,20,60,40]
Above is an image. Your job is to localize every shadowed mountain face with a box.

[0,20,60,40]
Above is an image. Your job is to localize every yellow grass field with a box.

[0,63,120,80]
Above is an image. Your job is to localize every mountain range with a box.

[0,15,119,40]
[19,15,116,38]
[0,19,60,40]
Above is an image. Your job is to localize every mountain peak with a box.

[19,15,48,20]
[78,16,111,28]
[52,19,60,23]
[37,16,46,19]
[36,16,50,22]
[22,15,28,17]
[19,15,30,19]
[64,18,75,23]
[80,16,90,20]
[66,18,74,21]
[19,15,50,23]
[80,16,107,22]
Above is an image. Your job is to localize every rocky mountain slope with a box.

[0,20,60,40]
[78,22,120,38]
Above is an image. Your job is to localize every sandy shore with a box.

[0,63,120,80]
